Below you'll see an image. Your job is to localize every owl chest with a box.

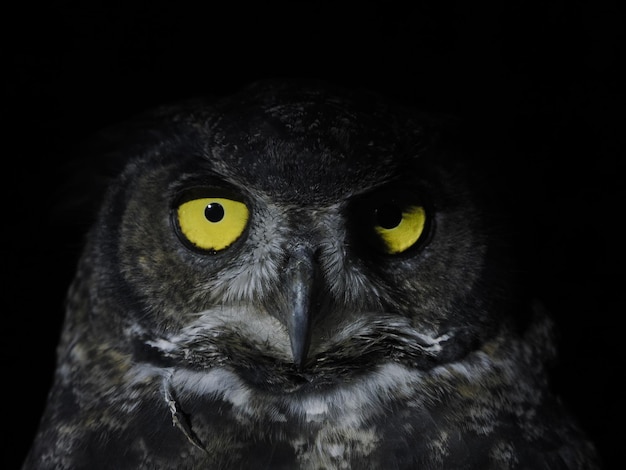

[144,367,455,470]
[167,394,421,469]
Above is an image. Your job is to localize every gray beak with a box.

[283,246,317,370]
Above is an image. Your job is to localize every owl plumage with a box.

[24,80,600,469]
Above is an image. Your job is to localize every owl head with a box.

[68,79,519,394]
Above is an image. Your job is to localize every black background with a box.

[7,2,623,468]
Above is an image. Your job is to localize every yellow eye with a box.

[374,204,426,254]
[175,197,249,252]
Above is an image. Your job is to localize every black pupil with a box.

[375,204,403,229]
[205,203,225,222]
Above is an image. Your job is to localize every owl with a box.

[23,80,600,469]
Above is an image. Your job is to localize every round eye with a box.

[175,197,249,252]
[373,203,426,254]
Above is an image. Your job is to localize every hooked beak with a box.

[284,247,317,370]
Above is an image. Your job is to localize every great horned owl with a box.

[23,80,600,469]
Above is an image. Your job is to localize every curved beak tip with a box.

[290,334,311,371]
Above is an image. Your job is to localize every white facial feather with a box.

[133,312,460,426]
[147,305,293,360]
